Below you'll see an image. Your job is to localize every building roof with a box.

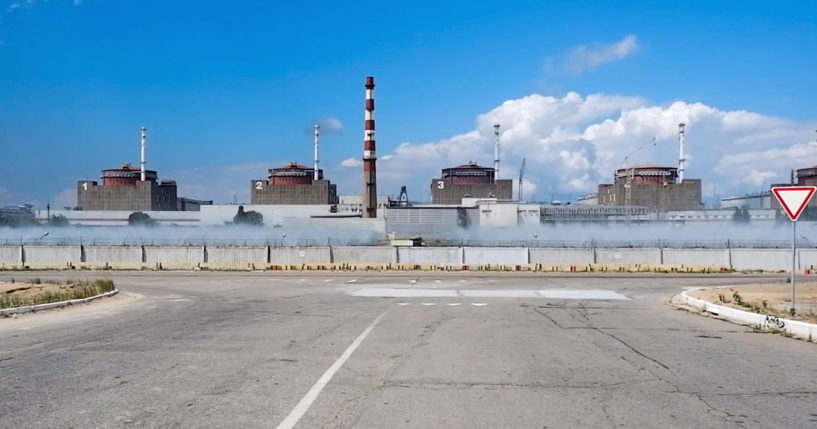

[451,161,490,169]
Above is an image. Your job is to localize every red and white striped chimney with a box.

[362,76,377,218]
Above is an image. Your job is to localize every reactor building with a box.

[597,123,702,212]
[75,128,209,211]
[251,163,339,205]
[430,162,513,204]
[251,124,339,205]
[430,124,513,204]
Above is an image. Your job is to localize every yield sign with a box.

[772,186,816,221]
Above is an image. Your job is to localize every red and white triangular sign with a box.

[772,186,816,221]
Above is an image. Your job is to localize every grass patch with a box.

[0,279,115,309]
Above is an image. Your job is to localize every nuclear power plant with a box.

[22,75,808,229]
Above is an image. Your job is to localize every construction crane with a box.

[518,158,526,201]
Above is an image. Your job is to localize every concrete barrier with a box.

[529,248,594,265]
[7,244,817,272]
[270,247,331,265]
[144,246,204,267]
[0,245,21,264]
[332,246,396,265]
[464,247,528,266]
[23,245,81,266]
[398,247,462,265]
[207,246,268,266]
[674,289,817,343]
[84,245,143,265]
[730,249,789,271]
[662,249,730,268]
[596,248,661,265]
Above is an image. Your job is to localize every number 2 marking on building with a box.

[255,181,263,190]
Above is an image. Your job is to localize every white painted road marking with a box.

[421,303,436,306]
[275,309,388,429]
[398,302,411,306]
[447,303,462,306]
[471,303,488,307]
[349,288,628,300]
[323,279,333,283]
[346,279,358,283]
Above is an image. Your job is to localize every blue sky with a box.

[1,0,816,207]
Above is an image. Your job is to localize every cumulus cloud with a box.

[561,35,640,75]
[52,188,76,209]
[339,157,362,168]
[368,91,814,202]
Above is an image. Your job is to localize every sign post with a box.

[771,186,816,315]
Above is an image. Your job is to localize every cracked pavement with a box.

[1,272,816,428]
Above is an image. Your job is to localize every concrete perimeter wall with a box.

[144,246,204,266]
[332,246,396,265]
[662,249,730,267]
[464,247,528,266]
[529,248,594,265]
[270,247,331,265]
[0,245,21,264]
[85,245,143,265]
[2,245,816,272]
[596,249,661,266]
[730,249,790,272]
[24,245,81,265]
[207,246,267,266]
[399,247,463,265]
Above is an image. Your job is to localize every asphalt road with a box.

[1,272,816,428]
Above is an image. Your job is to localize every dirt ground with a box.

[689,282,817,323]
[0,281,72,301]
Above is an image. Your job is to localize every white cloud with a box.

[563,35,640,75]
[312,117,343,135]
[339,157,362,168]
[52,188,76,209]
[367,91,813,201]
[742,170,778,186]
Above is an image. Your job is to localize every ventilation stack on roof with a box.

[140,126,147,182]
[677,122,686,184]
[313,124,320,181]
[362,76,377,218]
[493,124,501,177]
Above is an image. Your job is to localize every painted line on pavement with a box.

[275,308,389,429]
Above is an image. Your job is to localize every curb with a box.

[672,288,817,343]
[0,289,119,317]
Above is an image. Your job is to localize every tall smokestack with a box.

[313,124,320,181]
[140,126,147,182]
[493,123,501,178]
[677,122,686,184]
[363,76,377,218]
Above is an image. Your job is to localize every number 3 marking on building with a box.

[255,181,263,190]
[437,181,444,190]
